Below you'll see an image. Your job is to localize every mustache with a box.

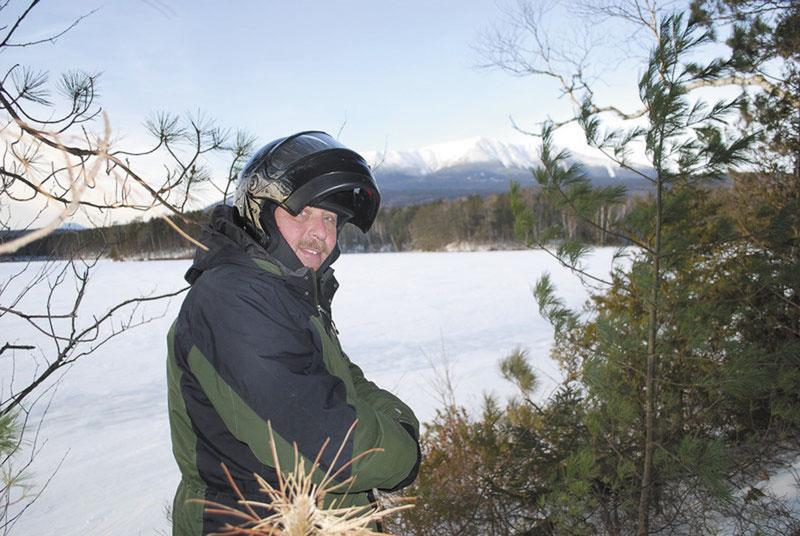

[297,238,330,255]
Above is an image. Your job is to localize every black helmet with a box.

[234,131,380,244]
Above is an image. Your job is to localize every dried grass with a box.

[192,421,413,536]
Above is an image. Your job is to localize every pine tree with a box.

[502,12,799,534]
[395,2,799,534]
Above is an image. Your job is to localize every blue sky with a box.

[4,0,582,154]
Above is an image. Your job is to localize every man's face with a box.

[274,205,338,271]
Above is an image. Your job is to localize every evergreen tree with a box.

[500,10,799,536]
[397,6,798,536]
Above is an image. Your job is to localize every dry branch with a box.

[194,421,413,536]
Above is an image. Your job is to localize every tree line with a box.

[2,189,645,261]
[1,212,206,261]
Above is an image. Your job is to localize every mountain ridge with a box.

[361,136,653,206]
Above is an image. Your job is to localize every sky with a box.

[2,0,585,154]
[4,0,718,229]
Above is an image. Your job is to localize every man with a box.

[167,131,420,535]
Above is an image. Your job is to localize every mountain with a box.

[362,136,653,206]
[201,136,655,210]
[1,222,87,239]
[58,222,87,231]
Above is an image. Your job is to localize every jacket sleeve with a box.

[343,354,421,491]
[345,356,420,437]
[181,268,418,492]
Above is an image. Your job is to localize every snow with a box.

[1,249,620,534]
[365,136,541,174]
[363,133,649,177]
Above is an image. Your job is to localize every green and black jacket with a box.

[167,206,420,535]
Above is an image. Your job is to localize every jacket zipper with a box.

[309,271,338,335]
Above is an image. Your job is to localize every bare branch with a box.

[686,74,798,108]
[0,344,34,356]
[0,1,97,49]
[0,95,186,219]
[160,214,208,252]
[0,111,112,254]
[1,280,189,417]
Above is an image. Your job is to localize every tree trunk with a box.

[637,169,662,536]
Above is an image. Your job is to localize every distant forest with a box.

[2,187,645,261]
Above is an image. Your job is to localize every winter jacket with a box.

[167,205,420,535]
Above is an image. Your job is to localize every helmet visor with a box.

[264,131,381,232]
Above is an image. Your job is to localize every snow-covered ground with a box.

[1,249,620,535]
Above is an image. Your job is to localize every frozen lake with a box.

[1,248,620,534]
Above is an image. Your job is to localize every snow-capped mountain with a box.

[362,136,652,206]
[363,137,541,175]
